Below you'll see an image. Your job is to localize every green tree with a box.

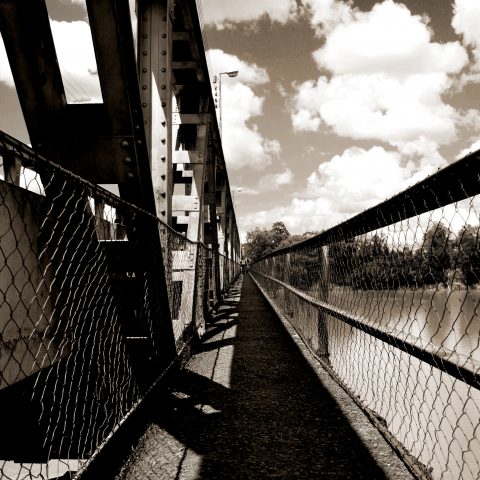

[277,231,319,249]
[456,225,480,286]
[344,234,392,290]
[244,227,271,260]
[416,222,452,286]
[244,222,291,260]
[270,222,290,249]
[329,239,359,287]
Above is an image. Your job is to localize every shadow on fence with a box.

[0,131,240,479]
[250,150,480,480]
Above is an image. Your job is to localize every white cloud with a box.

[291,1,468,154]
[452,0,480,70]
[0,35,14,88]
[208,49,269,85]
[455,108,480,132]
[392,137,446,185]
[291,106,322,132]
[239,145,443,237]
[258,168,294,190]
[307,146,412,210]
[315,2,466,76]
[302,0,354,35]
[201,0,298,29]
[457,139,480,159]
[293,73,459,146]
[50,20,102,103]
[240,197,334,238]
[208,49,281,170]
[0,21,102,103]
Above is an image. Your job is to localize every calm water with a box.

[325,287,480,480]
[328,287,480,363]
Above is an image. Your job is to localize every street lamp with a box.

[213,70,239,137]
[231,187,242,215]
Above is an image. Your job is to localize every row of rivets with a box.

[121,139,134,179]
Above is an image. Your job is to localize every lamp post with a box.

[231,187,242,213]
[213,70,238,137]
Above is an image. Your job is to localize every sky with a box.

[1,0,480,242]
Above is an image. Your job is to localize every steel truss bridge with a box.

[1,1,480,479]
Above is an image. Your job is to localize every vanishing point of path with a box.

[116,274,411,479]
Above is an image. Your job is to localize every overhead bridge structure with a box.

[2,1,480,480]
[0,0,240,476]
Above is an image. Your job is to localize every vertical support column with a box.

[185,124,208,243]
[234,229,240,275]
[203,147,221,304]
[223,202,231,288]
[218,184,227,255]
[284,252,291,284]
[228,210,234,262]
[185,163,203,241]
[234,229,239,262]
[138,0,173,224]
[94,198,105,239]
[2,151,21,185]
[216,175,227,291]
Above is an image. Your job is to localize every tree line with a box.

[243,222,319,261]
[245,221,480,289]
[329,223,480,289]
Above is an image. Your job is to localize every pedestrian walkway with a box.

[115,275,412,479]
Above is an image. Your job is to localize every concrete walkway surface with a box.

[115,274,414,479]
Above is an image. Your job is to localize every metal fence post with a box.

[317,245,329,358]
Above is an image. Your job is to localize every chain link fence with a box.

[0,131,239,479]
[250,152,480,480]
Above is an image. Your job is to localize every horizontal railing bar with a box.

[0,129,160,217]
[252,271,480,391]
[0,130,240,261]
[256,150,480,259]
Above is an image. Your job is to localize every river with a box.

[325,287,480,479]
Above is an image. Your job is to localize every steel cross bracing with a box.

[0,0,240,324]
[0,0,240,254]
[0,0,241,473]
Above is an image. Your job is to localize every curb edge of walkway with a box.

[249,273,428,480]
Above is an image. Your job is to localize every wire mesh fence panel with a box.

[0,143,146,479]
[220,253,240,293]
[218,252,225,293]
[196,245,215,328]
[159,223,200,348]
[0,132,240,479]
[250,153,480,480]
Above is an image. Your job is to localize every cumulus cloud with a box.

[452,0,480,70]
[305,146,437,212]
[208,49,281,170]
[240,145,444,236]
[457,139,480,159]
[315,2,466,76]
[209,49,269,85]
[293,73,459,146]
[201,0,298,29]
[302,0,354,35]
[291,1,468,153]
[240,196,334,237]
